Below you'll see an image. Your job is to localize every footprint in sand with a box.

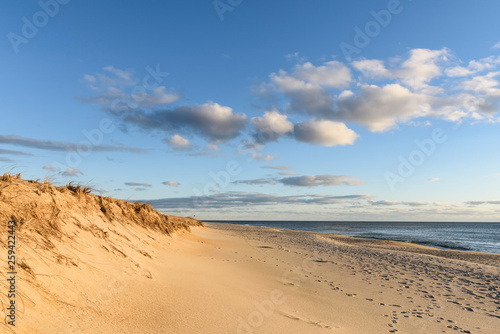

[278,311,337,330]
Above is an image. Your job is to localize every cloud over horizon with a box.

[233,174,365,187]
[143,191,371,209]
[0,135,146,153]
[125,182,152,187]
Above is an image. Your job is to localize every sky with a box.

[1,0,500,221]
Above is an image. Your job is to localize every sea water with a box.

[207,221,500,254]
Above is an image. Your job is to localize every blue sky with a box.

[1,0,500,221]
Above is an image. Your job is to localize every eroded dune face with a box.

[0,173,202,333]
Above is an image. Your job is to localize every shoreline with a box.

[205,220,500,257]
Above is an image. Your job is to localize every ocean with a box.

[206,221,500,254]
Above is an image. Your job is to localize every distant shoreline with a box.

[204,220,500,256]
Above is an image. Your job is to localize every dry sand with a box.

[1,175,500,333]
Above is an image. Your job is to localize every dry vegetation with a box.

[0,172,202,242]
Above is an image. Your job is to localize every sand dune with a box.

[0,174,201,333]
[1,174,499,333]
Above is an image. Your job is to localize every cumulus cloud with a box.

[396,48,449,92]
[61,168,83,177]
[251,110,294,144]
[260,48,500,136]
[446,56,500,77]
[292,61,352,88]
[294,120,358,146]
[461,72,500,98]
[336,84,430,132]
[270,72,336,117]
[124,102,247,143]
[250,152,274,161]
[43,165,58,172]
[352,59,389,78]
[267,61,351,117]
[163,181,180,187]
[166,134,191,150]
[125,182,152,187]
[81,67,246,144]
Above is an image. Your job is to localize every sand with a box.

[1,175,500,333]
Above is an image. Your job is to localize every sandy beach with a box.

[3,220,500,332]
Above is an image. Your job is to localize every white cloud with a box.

[103,66,134,81]
[267,60,351,117]
[396,48,449,92]
[251,110,294,144]
[61,168,83,177]
[131,86,179,106]
[428,177,440,182]
[337,84,430,132]
[43,165,58,172]
[251,153,274,161]
[79,66,179,110]
[445,56,500,77]
[285,52,307,63]
[166,134,191,150]
[445,66,474,77]
[206,143,221,152]
[280,174,364,187]
[369,200,427,206]
[294,119,358,146]
[262,165,292,171]
[163,181,180,187]
[492,42,500,49]
[293,61,352,88]
[261,49,500,136]
[125,182,152,187]
[461,72,500,98]
[352,59,389,78]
